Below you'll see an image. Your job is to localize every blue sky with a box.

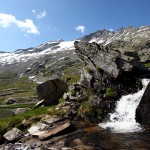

[0,0,150,52]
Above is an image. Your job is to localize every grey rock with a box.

[3,128,23,141]
[136,82,150,124]
[36,79,68,106]
[28,122,47,135]
[14,108,29,115]
[39,121,70,140]
[5,98,17,105]
[42,116,63,124]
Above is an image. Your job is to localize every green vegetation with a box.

[0,76,37,104]
[58,97,65,103]
[0,107,49,134]
[105,87,117,98]
[68,89,77,96]
[86,67,94,74]
[0,103,35,109]
[145,62,150,68]
[61,64,81,85]
[78,101,96,118]
[0,103,69,134]
[96,66,103,72]
[0,72,17,80]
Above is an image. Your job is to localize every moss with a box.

[48,106,68,116]
[86,67,94,74]
[78,101,96,118]
[145,63,150,68]
[105,87,117,98]
[59,97,65,103]
[96,66,103,72]
[68,89,77,96]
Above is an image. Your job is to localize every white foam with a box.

[99,79,150,133]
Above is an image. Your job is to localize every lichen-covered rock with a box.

[136,82,150,124]
[36,79,68,106]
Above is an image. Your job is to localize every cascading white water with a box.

[99,79,150,133]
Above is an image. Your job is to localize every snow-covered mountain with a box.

[81,26,150,45]
[0,40,74,66]
[0,26,150,79]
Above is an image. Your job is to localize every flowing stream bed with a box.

[94,79,150,149]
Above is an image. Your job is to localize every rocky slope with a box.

[0,26,150,81]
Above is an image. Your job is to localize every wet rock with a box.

[3,128,24,142]
[14,108,29,115]
[136,82,150,124]
[36,79,68,106]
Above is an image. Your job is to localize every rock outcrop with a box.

[136,82,150,124]
[36,79,68,106]
[74,41,150,79]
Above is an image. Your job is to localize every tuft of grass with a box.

[96,66,103,72]
[105,88,117,98]
[145,63,150,68]
[78,101,96,118]
[86,67,94,75]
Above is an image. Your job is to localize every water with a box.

[100,79,150,133]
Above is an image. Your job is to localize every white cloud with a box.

[75,25,85,33]
[0,13,40,35]
[36,10,46,19]
[32,9,36,14]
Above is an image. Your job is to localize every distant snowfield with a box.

[0,41,75,66]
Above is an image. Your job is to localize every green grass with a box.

[0,104,69,135]
[0,103,36,109]
[86,67,94,74]
[0,76,37,104]
[61,64,81,85]
[0,106,50,134]
[105,87,117,98]
[145,62,150,68]
[78,101,96,118]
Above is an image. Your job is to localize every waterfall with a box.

[99,79,150,133]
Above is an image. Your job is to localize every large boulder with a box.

[36,79,68,106]
[136,82,150,124]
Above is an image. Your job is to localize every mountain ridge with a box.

[0,25,150,81]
